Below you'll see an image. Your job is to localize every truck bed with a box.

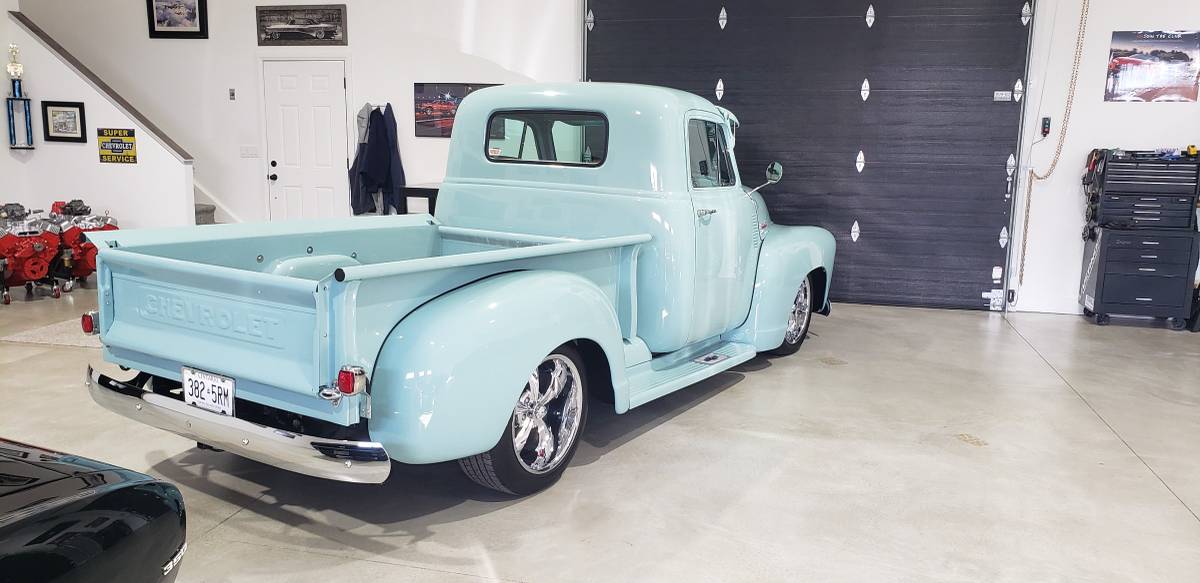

[88,214,648,425]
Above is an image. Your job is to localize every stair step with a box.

[195,203,216,225]
[626,340,757,409]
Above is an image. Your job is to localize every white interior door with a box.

[263,60,349,220]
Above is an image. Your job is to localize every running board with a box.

[625,341,757,409]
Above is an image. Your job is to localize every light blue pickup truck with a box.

[84,83,836,495]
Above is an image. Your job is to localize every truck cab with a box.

[84,82,835,495]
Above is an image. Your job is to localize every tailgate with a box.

[95,248,350,424]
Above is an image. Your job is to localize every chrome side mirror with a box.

[765,161,783,184]
[746,161,784,197]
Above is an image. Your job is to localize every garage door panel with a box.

[586,0,725,22]
[715,20,1027,81]
[587,0,1029,309]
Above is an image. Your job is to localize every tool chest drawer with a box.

[1098,211,1193,230]
[1101,274,1187,307]
[1103,261,1192,278]
[1105,232,1195,250]
[1105,247,1192,264]
[1100,194,1195,210]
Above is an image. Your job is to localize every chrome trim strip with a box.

[86,366,391,484]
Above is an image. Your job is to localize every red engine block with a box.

[0,228,61,287]
[60,221,118,279]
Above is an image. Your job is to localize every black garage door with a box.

[586,0,1033,309]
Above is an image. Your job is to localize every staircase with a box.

[195,203,216,225]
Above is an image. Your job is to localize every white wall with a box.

[1,10,193,228]
[1011,0,1200,314]
[19,0,582,224]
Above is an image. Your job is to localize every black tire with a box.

[1082,308,1095,318]
[768,275,814,356]
[458,344,589,495]
[1095,313,1111,326]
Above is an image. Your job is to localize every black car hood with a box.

[0,439,151,517]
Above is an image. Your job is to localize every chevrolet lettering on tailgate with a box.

[137,292,282,344]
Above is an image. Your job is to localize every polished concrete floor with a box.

[2,290,1199,582]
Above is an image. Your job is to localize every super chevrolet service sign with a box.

[97,128,137,164]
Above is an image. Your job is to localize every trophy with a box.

[6,43,34,149]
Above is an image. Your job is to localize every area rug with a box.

[1,318,103,349]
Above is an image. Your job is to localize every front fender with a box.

[369,270,628,464]
[723,225,836,351]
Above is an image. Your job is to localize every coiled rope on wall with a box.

[1015,0,1091,292]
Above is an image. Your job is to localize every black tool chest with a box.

[1079,150,1200,329]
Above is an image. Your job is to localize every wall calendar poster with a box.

[1106,31,1200,102]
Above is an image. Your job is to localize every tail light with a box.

[81,311,98,335]
[337,365,366,395]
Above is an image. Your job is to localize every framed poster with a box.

[41,101,87,143]
[414,83,496,138]
[1106,31,1200,102]
[97,129,138,164]
[257,5,348,46]
[146,0,209,39]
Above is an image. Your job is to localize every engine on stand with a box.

[48,199,119,291]
[0,203,63,305]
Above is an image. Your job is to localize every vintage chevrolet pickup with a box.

[83,83,836,495]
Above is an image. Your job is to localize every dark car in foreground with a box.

[0,439,186,583]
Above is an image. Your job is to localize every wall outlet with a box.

[240,145,259,158]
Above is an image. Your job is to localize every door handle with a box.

[268,173,278,182]
[696,208,718,218]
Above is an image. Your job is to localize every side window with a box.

[486,111,607,166]
[687,119,735,188]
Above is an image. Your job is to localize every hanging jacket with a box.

[382,104,407,214]
[349,104,375,214]
[359,108,391,197]
[349,104,408,214]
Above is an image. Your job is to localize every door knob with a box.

[696,208,718,218]
[268,173,278,181]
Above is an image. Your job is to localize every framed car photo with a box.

[146,0,209,39]
[41,101,87,143]
[256,5,348,46]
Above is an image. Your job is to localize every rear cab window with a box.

[486,111,608,166]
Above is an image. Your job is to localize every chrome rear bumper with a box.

[86,365,391,484]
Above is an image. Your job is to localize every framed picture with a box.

[257,5,348,46]
[146,0,208,39]
[414,83,497,138]
[41,101,86,143]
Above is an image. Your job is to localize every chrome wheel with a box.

[784,279,811,345]
[511,354,584,474]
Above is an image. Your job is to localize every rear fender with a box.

[369,270,628,464]
[723,225,835,351]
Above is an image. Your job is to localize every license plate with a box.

[181,367,235,416]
